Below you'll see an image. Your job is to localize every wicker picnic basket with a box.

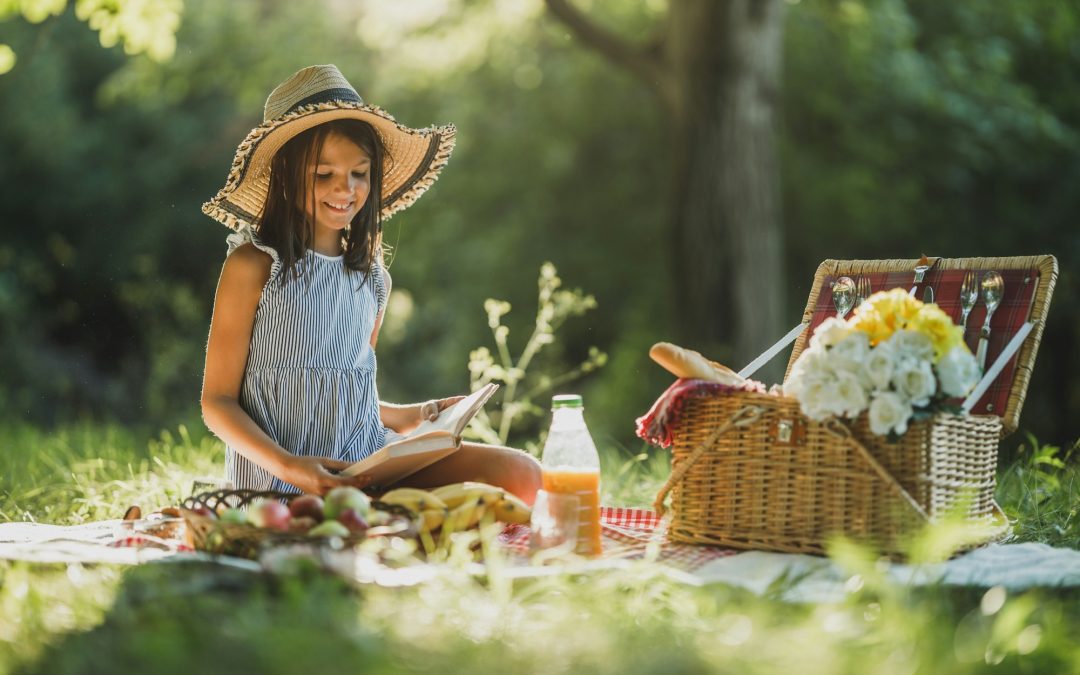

[180,489,414,559]
[654,255,1057,556]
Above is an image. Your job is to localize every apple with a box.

[288,516,318,533]
[249,499,291,531]
[308,520,350,538]
[336,508,369,534]
[218,507,248,524]
[288,494,325,523]
[323,487,371,521]
[192,506,216,519]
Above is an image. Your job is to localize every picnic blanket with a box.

[4,513,1079,600]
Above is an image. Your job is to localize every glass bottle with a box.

[540,394,602,556]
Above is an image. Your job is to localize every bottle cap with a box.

[551,394,583,409]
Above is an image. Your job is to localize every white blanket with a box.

[691,543,1080,602]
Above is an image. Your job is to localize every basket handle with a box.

[824,419,929,522]
[653,405,765,516]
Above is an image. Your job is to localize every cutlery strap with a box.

[737,322,807,378]
[963,321,1034,413]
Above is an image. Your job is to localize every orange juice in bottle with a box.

[540,394,602,556]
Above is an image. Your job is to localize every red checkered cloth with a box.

[635,378,770,448]
[110,534,193,552]
[814,269,1039,416]
[497,506,737,572]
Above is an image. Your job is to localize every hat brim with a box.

[202,100,455,230]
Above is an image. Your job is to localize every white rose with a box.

[829,369,870,419]
[829,331,871,376]
[789,344,843,420]
[862,341,895,391]
[936,346,981,397]
[868,391,913,436]
[788,344,831,387]
[795,377,833,421]
[888,329,935,362]
[810,317,854,349]
[892,357,937,407]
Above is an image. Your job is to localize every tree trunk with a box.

[668,0,785,371]
[543,0,786,374]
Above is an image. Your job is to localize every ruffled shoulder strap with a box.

[226,225,280,261]
[371,254,390,316]
[225,225,282,288]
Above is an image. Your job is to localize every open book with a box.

[341,383,500,486]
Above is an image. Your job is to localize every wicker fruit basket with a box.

[180,489,415,559]
[654,255,1057,556]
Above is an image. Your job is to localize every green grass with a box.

[1,423,1079,674]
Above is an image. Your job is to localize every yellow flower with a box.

[850,289,921,345]
[850,309,891,346]
[908,304,966,360]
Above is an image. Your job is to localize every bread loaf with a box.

[649,342,745,386]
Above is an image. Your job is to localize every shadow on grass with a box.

[17,562,391,675]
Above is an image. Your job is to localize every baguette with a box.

[649,342,745,386]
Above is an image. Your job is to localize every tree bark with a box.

[668,0,785,369]
[545,0,786,371]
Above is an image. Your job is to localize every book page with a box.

[406,383,499,439]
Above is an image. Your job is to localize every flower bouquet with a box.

[785,289,981,439]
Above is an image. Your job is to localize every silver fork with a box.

[855,276,871,308]
[959,271,979,334]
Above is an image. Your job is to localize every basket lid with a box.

[785,255,1058,437]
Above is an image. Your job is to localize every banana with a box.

[444,502,486,532]
[492,493,532,525]
[432,481,505,509]
[419,508,446,533]
[379,488,448,513]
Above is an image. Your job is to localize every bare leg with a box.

[397,442,543,505]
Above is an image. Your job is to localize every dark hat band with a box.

[284,88,363,117]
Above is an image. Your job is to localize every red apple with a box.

[192,506,216,519]
[323,487,371,521]
[288,494,325,523]
[337,508,369,534]
[249,499,291,531]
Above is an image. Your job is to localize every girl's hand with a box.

[283,456,372,496]
[419,395,467,423]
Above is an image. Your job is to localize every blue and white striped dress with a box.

[224,226,392,494]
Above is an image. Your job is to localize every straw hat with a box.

[202,64,456,230]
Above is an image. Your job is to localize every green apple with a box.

[323,487,371,520]
[308,520,350,538]
[218,507,248,524]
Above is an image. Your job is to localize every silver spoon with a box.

[975,271,1004,371]
[831,276,856,318]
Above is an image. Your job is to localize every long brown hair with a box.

[258,119,389,285]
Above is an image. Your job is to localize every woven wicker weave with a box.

[180,489,412,559]
[654,255,1057,556]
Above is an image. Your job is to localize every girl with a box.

[200,64,541,502]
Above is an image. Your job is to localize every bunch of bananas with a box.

[378,482,532,535]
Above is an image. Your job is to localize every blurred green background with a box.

[1,0,1077,456]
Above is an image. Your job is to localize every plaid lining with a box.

[814,268,1038,416]
[635,378,770,448]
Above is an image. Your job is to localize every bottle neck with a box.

[551,407,585,425]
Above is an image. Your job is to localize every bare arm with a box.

[201,244,368,495]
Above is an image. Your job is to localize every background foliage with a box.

[0,0,1077,456]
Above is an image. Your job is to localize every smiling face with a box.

[307,130,372,236]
